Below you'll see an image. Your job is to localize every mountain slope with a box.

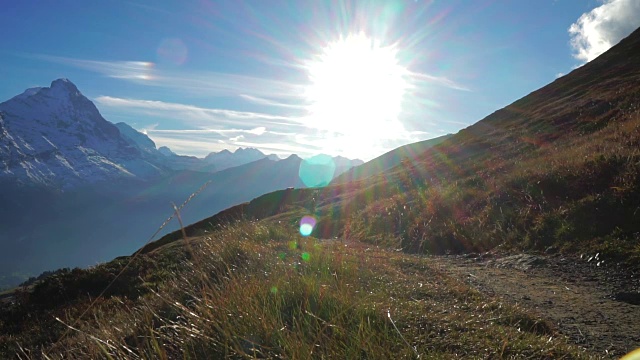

[136,154,362,232]
[114,122,157,154]
[332,134,451,183]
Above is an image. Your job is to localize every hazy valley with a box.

[0,80,362,288]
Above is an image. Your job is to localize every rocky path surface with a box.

[429,252,640,358]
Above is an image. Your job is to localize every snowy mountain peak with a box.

[3,78,100,123]
[13,87,44,101]
[50,78,79,94]
[0,79,165,187]
[41,79,80,105]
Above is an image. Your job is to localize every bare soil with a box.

[429,252,640,358]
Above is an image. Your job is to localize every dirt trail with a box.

[428,252,640,358]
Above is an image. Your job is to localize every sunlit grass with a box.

[0,221,592,358]
[341,109,640,262]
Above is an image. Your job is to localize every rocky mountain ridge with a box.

[0,79,163,187]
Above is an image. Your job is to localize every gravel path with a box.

[429,252,640,358]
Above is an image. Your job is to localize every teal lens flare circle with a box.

[298,154,336,187]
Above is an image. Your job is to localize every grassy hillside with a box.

[332,133,452,183]
[1,222,590,358]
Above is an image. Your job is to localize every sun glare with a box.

[304,33,409,155]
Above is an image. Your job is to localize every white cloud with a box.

[152,71,306,99]
[32,54,306,99]
[569,0,640,63]
[32,54,155,80]
[409,71,471,92]
[146,130,314,158]
[144,135,229,156]
[154,128,293,141]
[95,96,302,129]
[246,126,267,135]
[238,94,308,110]
[145,122,437,161]
[96,95,427,159]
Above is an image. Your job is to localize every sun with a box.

[304,33,409,157]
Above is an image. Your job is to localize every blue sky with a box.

[2,0,639,161]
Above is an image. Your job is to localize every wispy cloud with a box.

[144,135,229,157]
[152,71,306,99]
[32,54,155,80]
[145,121,434,161]
[95,96,303,129]
[233,140,323,156]
[569,0,640,64]
[408,71,471,92]
[95,95,315,157]
[239,94,308,110]
[146,128,312,158]
[32,54,456,160]
[97,95,317,157]
[146,127,270,136]
[32,54,306,99]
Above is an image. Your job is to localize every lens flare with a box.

[298,154,336,187]
[299,216,317,236]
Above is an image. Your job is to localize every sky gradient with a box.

[2,0,639,161]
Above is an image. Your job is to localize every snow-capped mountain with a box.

[0,79,164,187]
[0,79,364,190]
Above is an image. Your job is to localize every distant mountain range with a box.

[0,79,363,288]
[0,80,299,188]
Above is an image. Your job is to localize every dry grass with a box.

[1,221,595,359]
[337,109,640,264]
